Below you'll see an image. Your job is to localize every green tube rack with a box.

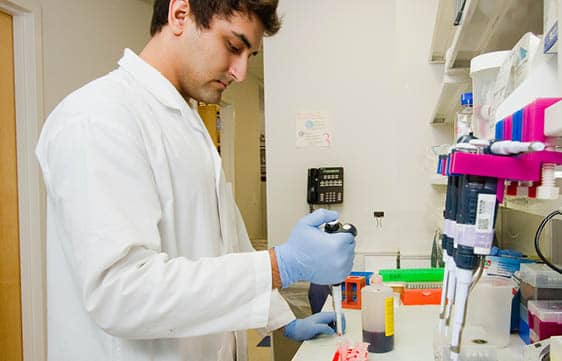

[378,268,444,282]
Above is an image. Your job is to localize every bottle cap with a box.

[370,275,383,285]
[460,92,473,106]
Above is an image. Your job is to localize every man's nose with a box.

[229,56,249,82]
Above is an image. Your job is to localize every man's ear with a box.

[168,0,190,36]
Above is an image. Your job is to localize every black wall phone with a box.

[307,167,344,204]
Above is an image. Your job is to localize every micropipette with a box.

[449,176,497,361]
[324,221,358,337]
[332,284,343,336]
[439,175,459,333]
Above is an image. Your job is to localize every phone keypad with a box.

[312,167,344,204]
[319,191,341,203]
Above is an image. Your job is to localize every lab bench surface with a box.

[290,304,525,361]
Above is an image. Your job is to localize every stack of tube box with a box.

[528,300,562,343]
[518,263,562,344]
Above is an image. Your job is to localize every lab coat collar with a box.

[118,49,221,190]
[118,49,210,136]
[118,48,193,117]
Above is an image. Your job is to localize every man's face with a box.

[175,11,265,104]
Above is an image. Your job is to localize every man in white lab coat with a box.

[35,1,356,360]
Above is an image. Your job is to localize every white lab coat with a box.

[35,49,295,361]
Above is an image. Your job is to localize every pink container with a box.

[523,98,562,142]
[528,300,562,342]
[503,115,513,140]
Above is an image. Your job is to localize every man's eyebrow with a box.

[232,31,258,55]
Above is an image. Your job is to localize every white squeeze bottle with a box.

[361,275,394,353]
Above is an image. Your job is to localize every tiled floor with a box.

[247,329,272,361]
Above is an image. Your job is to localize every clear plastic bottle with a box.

[456,92,473,142]
[361,275,394,353]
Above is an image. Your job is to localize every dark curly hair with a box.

[150,0,281,37]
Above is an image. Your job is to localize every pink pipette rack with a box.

[332,341,369,361]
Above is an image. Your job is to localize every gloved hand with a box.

[275,209,356,288]
[283,312,346,341]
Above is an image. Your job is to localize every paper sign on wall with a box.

[296,111,332,148]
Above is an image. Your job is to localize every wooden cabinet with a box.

[198,103,221,151]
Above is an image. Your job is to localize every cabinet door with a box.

[198,103,220,151]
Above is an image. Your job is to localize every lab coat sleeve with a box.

[232,203,295,332]
[35,103,275,339]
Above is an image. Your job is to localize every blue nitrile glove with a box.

[283,312,346,341]
[275,209,356,288]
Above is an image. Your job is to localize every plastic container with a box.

[433,326,498,361]
[551,335,562,361]
[401,288,441,305]
[350,272,374,285]
[378,268,444,283]
[528,300,562,342]
[469,51,510,140]
[465,278,514,347]
[457,326,498,361]
[361,276,394,353]
[342,276,366,309]
[519,303,530,344]
[518,263,562,306]
[456,92,473,141]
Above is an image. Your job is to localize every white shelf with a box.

[430,68,470,124]
[501,197,562,217]
[429,0,543,125]
[444,0,543,70]
[428,0,456,63]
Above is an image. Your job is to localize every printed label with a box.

[385,297,394,336]
[450,222,457,241]
[457,224,478,247]
[454,224,462,247]
[443,219,451,237]
[474,231,494,250]
[475,194,496,233]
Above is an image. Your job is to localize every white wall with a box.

[41,0,153,113]
[265,0,451,266]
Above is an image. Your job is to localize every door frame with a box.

[0,1,45,360]
[220,101,236,194]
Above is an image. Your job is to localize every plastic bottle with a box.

[456,92,473,142]
[361,275,394,353]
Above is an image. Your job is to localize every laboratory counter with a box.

[291,302,525,361]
